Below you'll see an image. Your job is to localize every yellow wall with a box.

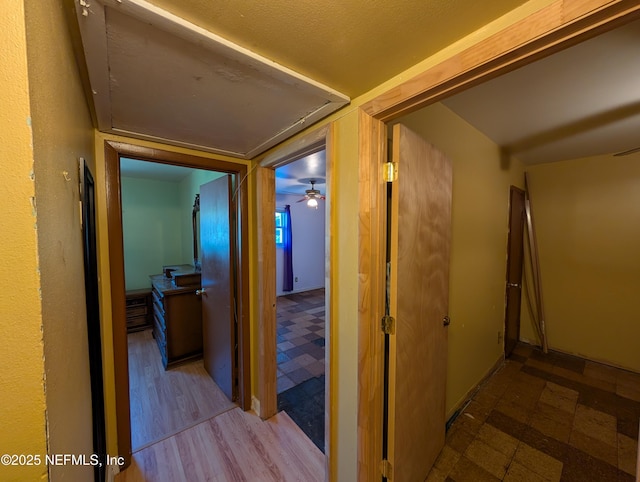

[25,0,97,480]
[255,3,553,478]
[1,0,560,481]
[396,103,525,414]
[0,2,48,481]
[520,154,640,372]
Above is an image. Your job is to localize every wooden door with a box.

[504,186,525,357]
[200,176,236,401]
[387,124,452,481]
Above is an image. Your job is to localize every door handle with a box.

[443,315,451,327]
[507,282,521,289]
[196,288,206,296]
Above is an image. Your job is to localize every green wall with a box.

[178,169,224,265]
[122,169,223,290]
[122,177,184,289]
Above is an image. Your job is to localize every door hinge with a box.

[380,459,393,479]
[381,315,395,335]
[383,162,397,182]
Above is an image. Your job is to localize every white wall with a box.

[276,193,326,296]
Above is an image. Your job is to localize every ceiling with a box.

[121,152,327,197]
[73,0,640,169]
[442,18,640,165]
[275,150,327,196]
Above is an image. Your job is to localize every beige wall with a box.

[520,154,640,372]
[396,103,525,414]
[25,0,97,480]
[0,2,48,481]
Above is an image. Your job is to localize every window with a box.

[275,211,284,245]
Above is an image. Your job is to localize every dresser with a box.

[150,270,203,369]
[125,289,152,333]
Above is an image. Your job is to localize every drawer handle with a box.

[196,288,206,296]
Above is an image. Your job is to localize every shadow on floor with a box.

[278,375,325,453]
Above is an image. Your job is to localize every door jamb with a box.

[256,124,333,477]
[357,2,640,480]
[104,140,251,467]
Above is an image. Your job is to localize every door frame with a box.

[357,2,640,480]
[256,124,333,475]
[104,140,251,466]
[504,186,526,357]
[80,160,107,482]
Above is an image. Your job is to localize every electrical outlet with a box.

[498,331,503,345]
[294,277,298,282]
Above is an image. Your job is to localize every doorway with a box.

[504,186,525,357]
[256,126,332,472]
[274,152,327,452]
[104,140,251,466]
[118,159,237,450]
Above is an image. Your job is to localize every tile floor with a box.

[276,288,325,393]
[428,343,639,481]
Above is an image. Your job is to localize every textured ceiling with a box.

[73,0,640,167]
[126,0,528,98]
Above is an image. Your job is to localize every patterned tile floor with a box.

[428,343,639,481]
[276,288,325,394]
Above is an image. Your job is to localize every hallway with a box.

[116,407,324,481]
[428,343,639,481]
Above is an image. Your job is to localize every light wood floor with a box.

[116,408,326,482]
[128,330,235,450]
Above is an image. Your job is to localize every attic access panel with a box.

[74,0,349,159]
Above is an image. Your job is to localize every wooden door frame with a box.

[104,140,251,467]
[504,186,526,357]
[357,1,640,480]
[256,124,333,477]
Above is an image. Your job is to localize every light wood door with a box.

[200,176,236,401]
[504,186,525,357]
[387,124,452,481]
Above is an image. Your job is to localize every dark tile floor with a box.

[276,288,325,393]
[276,288,325,453]
[278,375,325,452]
[428,343,639,481]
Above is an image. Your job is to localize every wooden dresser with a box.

[150,271,203,369]
[125,289,152,333]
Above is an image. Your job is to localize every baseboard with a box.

[251,395,261,416]
[446,354,505,424]
[107,463,119,482]
[277,285,325,297]
[519,338,640,375]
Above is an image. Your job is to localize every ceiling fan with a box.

[297,179,325,208]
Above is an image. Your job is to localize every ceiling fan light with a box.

[307,198,318,208]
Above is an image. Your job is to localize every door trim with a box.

[504,186,525,357]
[362,0,640,121]
[104,140,251,467]
[256,124,333,478]
[357,2,640,480]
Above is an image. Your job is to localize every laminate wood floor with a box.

[128,329,235,451]
[116,408,326,482]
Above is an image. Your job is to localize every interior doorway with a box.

[256,125,332,472]
[274,152,327,452]
[118,159,237,451]
[104,141,251,466]
[504,186,526,357]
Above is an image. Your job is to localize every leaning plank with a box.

[524,172,548,353]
